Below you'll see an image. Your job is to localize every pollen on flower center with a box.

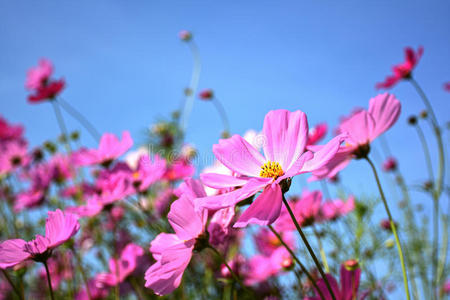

[260,161,284,179]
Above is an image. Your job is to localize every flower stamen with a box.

[260,161,284,179]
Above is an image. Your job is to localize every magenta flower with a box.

[96,164,134,205]
[38,252,73,290]
[130,154,166,192]
[305,263,362,300]
[0,116,24,142]
[0,140,29,176]
[25,59,65,103]
[13,188,45,212]
[97,243,144,286]
[244,247,292,285]
[0,209,79,268]
[320,196,355,221]
[144,187,208,295]
[65,194,104,218]
[382,156,398,172]
[376,46,423,89]
[208,206,235,247]
[73,131,133,166]
[75,279,108,300]
[310,93,401,181]
[254,227,295,257]
[308,123,328,146]
[163,157,195,181]
[444,82,450,92]
[197,109,346,228]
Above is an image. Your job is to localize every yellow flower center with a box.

[260,161,284,179]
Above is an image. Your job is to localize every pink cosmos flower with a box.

[73,131,133,166]
[28,80,65,103]
[130,154,166,192]
[254,227,295,257]
[443,279,450,295]
[144,190,208,295]
[13,188,45,212]
[0,116,24,142]
[197,109,346,228]
[305,263,362,300]
[275,191,322,229]
[48,153,74,183]
[97,243,144,286]
[25,59,54,90]
[310,93,401,181]
[0,209,79,268]
[66,194,104,218]
[244,247,292,285]
[163,157,195,181]
[208,206,235,247]
[0,140,29,175]
[75,279,109,300]
[95,163,134,204]
[444,82,450,92]
[376,46,423,89]
[320,196,355,221]
[382,156,397,172]
[198,89,214,100]
[308,123,328,146]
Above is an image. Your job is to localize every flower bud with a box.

[178,30,192,41]
[385,239,395,248]
[343,259,359,271]
[407,115,417,125]
[382,157,397,172]
[419,110,428,119]
[198,89,214,100]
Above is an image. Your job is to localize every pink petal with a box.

[200,173,248,189]
[213,135,265,177]
[0,239,30,269]
[234,183,282,228]
[339,111,375,146]
[301,134,347,173]
[316,274,341,300]
[368,93,401,141]
[340,265,361,300]
[168,196,204,240]
[150,233,182,261]
[308,146,353,181]
[45,209,80,248]
[262,110,308,171]
[196,177,270,211]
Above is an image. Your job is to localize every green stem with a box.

[57,98,101,142]
[43,260,55,300]
[414,124,434,182]
[208,246,248,292]
[71,247,92,300]
[212,97,230,135]
[1,269,23,300]
[365,157,410,300]
[312,225,330,273]
[180,40,202,133]
[268,225,326,300]
[51,100,71,153]
[281,195,337,300]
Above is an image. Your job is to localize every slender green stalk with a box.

[51,100,72,153]
[208,246,248,292]
[268,225,326,300]
[57,98,101,142]
[281,195,337,300]
[365,157,410,300]
[71,247,92,300]
[43,261,55,300]
[409,78,445,297]
[212,97,230,135]
[180,40,202,132]
[1,269,23,300]
[414,124,434,182]
[312,225,330,273]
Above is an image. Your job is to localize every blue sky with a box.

[1,0,449,295]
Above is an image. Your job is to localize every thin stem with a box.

[71,247,92,300]
[409,77,445,199]
[414,124,434,182]
[43,261,55,300]
[312,225,330,273]
[57,98,101,142]
[281,195,337,300]
[268,225,326,300]
[1,269,23,300]
[208,246,248,292]
[212,97,230,135]
[365,157,410,300]
[180,40,202,133]
[51,100,71,153]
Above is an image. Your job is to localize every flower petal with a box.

[234,183,282,228]
[200,173,249,189]
[168,196,204,240]
[0,239,30,269]
[301,134,347,173]
[368,93,401,140]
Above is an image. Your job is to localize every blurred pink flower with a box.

[96,163,134,204]
[75,279,109,300]
[13,188,45,212]
[25,59,65,103]
[0,140,29,176]
[73,131,133,166]
[97,243,144,286]
[208,206,235,247]
[382,156,397,172]
[197,109,346,228]
[310,93,401,181]
[198,89,214,100]
[305,264,362,300]
[0,116,24,142]
[320,196,355,221]
[244,247,292,285]
[0,209,79,268]
[65,194,104,218]
[376,46,423,89]
[38,252,73,290]
[144,194,208,295]
[130,154,166,192]
[254,227,295,257]
[444,82,450,92]
[163,157,195,181]
[308,123,328,146]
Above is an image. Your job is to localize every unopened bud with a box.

[419,110,428,119]
[178,30,192,41]
[407,116,417,125]
[198,89,214,100]
[343,259,359,271]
